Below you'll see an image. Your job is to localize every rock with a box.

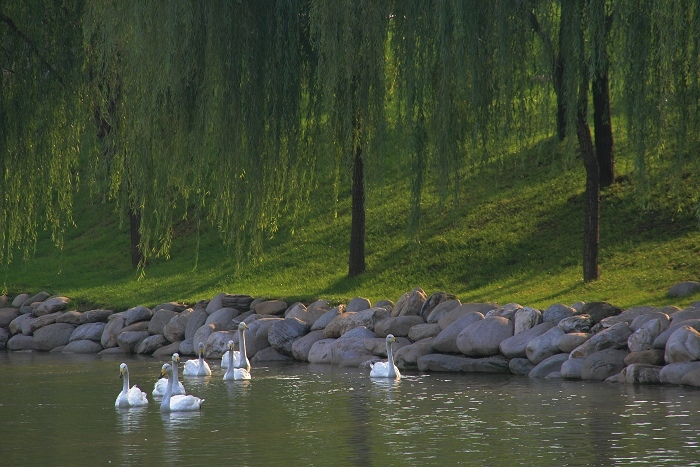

[254,300,288,316]
[179,339,194,356]
[581,348,628,381]
[136,334,168,354]
[203,329,234,358]
[184,309,208,340]
[101,315,126,348]
[557,333,589,353]
[206,292,226,314]
[653,318,700,349]
[432,311,485,354]
[11,293,31,308]
[499,322,555,359]
[513,307,542,334]
[7,334,34,351]
[390,287,426,318]
[29,312,63,333]
[667,281,700,298]
[56,311,82,325]
[19,291,50,308]
[485,303,522,320]
[347,297,371,312]
[330,332,377,367]
[582,302,622,325]
[374,316,424,338]
[34,296,70,316]
[509,358,536,375]
[664,325,700,363]
[417,354,510,373]
[220,294,254,313]
[408,323,442,341]
[193,324,217,352]
[374,299,394,312]
[307,338,337,364]
[62,340,103,353]
[560,357,585,379]
[0,307,20,327]
[244,318,281,357]
[624,349,665,366]
[670,308,700,324]
[660,361,700,385]
[437,303,495,329]
[287,302,328,327]
[425,299,461,324]
[117,330,149,353]
[525,326,565,364]
[34,323,77,351]
[251,346,294,362]
[153,341,182,357]
[365,336,410,356]
[542,304,575,324]
[681,368,700,387]
[558,315,593,333]
[268,317,310,356]
[569,322,632,359]
[0,327,9,349]
[122,305,152,326]
[529,353,569,378]
[162,309,192,342]
[80,309,114,324]
[327,308,390,337]
[394,338,434,369]
[311,306,343,331]
[120,321,150,333]
[627,318,664,352]
[69,323,106,342]
[9,314,33,335]
[154,302,188,313]
[620,363,662,384]
[456,316,513,357]
[205,307,239,328]
[149,308,178,336]
[630,311,670,332]
[600,306,659,329]
[99,346,127,355]
[291,330,326,362]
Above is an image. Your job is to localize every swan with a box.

[183,342,212,376]
[153,353,186,397]
[220,322,251,371]
[370,334,401,379]
[115,363,149,407]
[223,339,250,381]
[159,363,204,412]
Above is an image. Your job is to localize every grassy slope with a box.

[2,133,699,312]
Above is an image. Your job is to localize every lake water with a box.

[1,351,699,466]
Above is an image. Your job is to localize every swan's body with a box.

[115,363,149,407]
[153,353,186,396]
[184,342,212,376]
[370,335,401,379]
[221,322,251,371]
[159,363,204,412]
[224,325,251,381]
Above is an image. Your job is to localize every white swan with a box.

[153,353,186,397]
[220,322,251,371]
[370,334,401,379]
[115,363,149,407]
[183,342,212,376]
[159,363,204,412]
[223,339,250,381]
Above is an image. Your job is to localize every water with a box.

[1,352,699,466]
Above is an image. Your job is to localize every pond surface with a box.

[0,351,699,466]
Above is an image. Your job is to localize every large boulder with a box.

[630,311,670,332]
[122,305,152,326]
[485,303,523,320]
[69,323,106,343]
[29,312,62,333]
[425,299,461,324]
[62,340,103,354]
[291,330,326,362]
[627,318,665,352]
[408,323,442,341]
[513,307,542,334]
[667,281,700,298]
[286,302,328,327]
[456,316,513,357]
[184,309,208,340]
[394,338,435,369]
[560,357,585,379]
[582,302,622,326]
[268,317,310,356]
[101,315,126,348]
[136,334,168,354]
[204,330,236,358]
[9,313,33,335]
[659,361,700,385]
[569,322,632,359]
[19,292,50,308]
[529,353,569,378]
[499,322,555,359]
[525,326,565,364]
[599,306,659,329]
[0,308,20,327]
[311,306,343,331]
[0,327,9,350]
[653,318,700,349]
[162,309,192,342]
[346,297,371,312]
[558,315,593,333]
[665,325,700,363]
[34,296,70,316]
[557,333,589,353]
[437,303,497,329]
[617,364,662,385]
[34,323,77,351]
[417,354,510,373]
[432,312,485,354]
[149,308,178,336]
[374,316,424,338]
[390,287,427,318]
[7,334,34,351]
[80,309,114,324]
[308,338,337,364]
[243,318,281,357]
[254,300,288,316]
[205,307,239,328]
[542,304,575,325]
[117,330,149,353]
[581,348,628,381]
[193,323,217,352]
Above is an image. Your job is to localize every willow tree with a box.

[0,1,90,265]
[83,0,314,268]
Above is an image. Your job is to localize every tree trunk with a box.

[554,55,567,141]
[593,64,614,188]
[348,142,366,278]
[129,209,142,269]
[576,78,600,282]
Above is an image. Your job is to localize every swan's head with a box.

[238,321,248,331]
[228,340,234,350]
[386,334,397,343]
[173,353,180,363]
[198,342,205,354]
[119,362,127,378]
[161,363,172,378]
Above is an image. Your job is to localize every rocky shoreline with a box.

[2,282,700,387]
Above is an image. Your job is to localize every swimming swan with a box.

[115,363,149,407]
[223,336,250,381]
[153,353,186,396]
[159,363,204,412]
[370,335,401,379]
[220,322,251,371]
[184,342,212,376]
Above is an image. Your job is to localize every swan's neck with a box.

[199,351,204,366]
[237,328,248,368]
[122,370,130,393]
[386,341,396,378]
[161,372,173,410]
[172,360,179,384]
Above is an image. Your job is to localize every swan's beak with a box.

[119,367,124,378]
[160,369,166,378]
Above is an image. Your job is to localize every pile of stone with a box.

[1,280,700,388]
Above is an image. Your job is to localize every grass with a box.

[2,132,699,312]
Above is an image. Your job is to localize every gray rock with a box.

[667,281,700,298]
[408,323,442,341]
[659,361,700,385]
[179,339,194,356]
[205,307,239,328]
[529,353,569,378]
[56,311,82,325]
[628,318,663,352]
[120,321,150,333]
[99,346,128,355]
[432,311,485,354]
[509,358,536,375]
[653,318,700,349]
[291,329,326,362]
[485,303,522,320]
[30,312,63,333]
[457,316,513,357]
[117,330,149,353]
[0,308,20,327]
[193,324,217,353]
[34,323,77,351]
[184,309,208,340]
[665,325,700,363]
[254,300,288,316]
[599,306,659,329]
[374,299,394,312]
[437,303,494,329]
[347,297,371,312]
[670,308,700,324]
[154,302,188,313]
[425,299,461,324]
[7,334,35,350]
[581,348,628,381]
[122,305,152,326]
[307,338,337,364]
[311,306,343,331]
[624,349,665,366]
[394,338,434,369]
[542,304,575,324]
[34,296,70,316]
[630,312,670,332]
[20,291,50,308]
[560,357,585,379]
[364,336,411,357]
[499,322,555,359]
[149,308,178,336]
[681,368,700,387]
[80,309,114,324]
[513,307,542,334]
[582,302,622,324]
[390,287,426,318]
[162,309,192,342]
[287,302,328,326]
[620,363,662,384]
[268,317,310,356]
[374,315,424,338]
[251,346,294,362]
[206,292,226,314]
[69,322,106,342]
[153,341,182,357]
[557,333,589,353]
[203,328,233,358]
[558,315,593,333]
[243,318,281,357]
[9,313,33,335]
[62,340,103,354]
[570,322,632,359]
[11,293,31,308]
[417,354,510,373]
[0,327,9,349]
[136,334,168,354]
[330,334,376,367]
[101,315,126,348]
[526,326,565,364]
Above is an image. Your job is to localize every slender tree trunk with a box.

[593,62,614,188]
[576,78,600,282]
[129,208,142,269]
[348,142,366,278]
[554,55,567,141]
